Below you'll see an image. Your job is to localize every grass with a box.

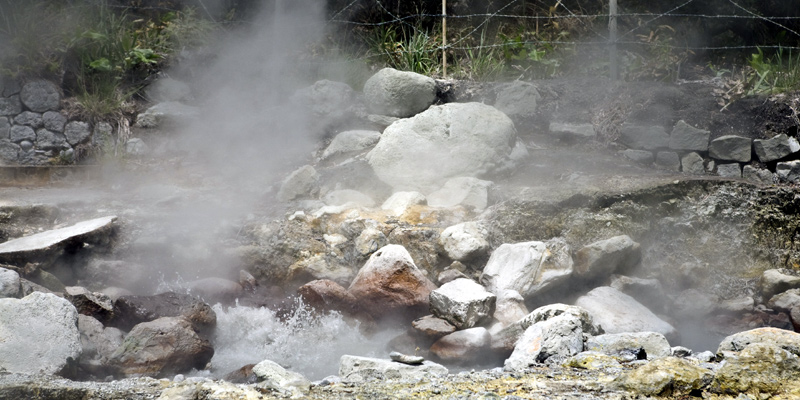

[747,47,800,95]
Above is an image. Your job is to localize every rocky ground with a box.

[2,69,800,399]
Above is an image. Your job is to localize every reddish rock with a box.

[298,279,360,315]
[347,244,437,321]
[411,315,457,341]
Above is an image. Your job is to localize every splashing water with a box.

[210,301,399,380]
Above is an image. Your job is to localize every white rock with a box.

[253,359,311,392]
[381,191,427,216]
[0,267,20,298]
[492,290,529,326]
[427,177,493,211]
[339,355,448,382]
[322,130,381,160]
[480,238,573,299]
[439,221,490,261]
[585,332,671,360]
[575,286,678,342]
[505,314,583,370]
[363,68,436,118]
[277,165,319,202]
[573,235,641,280]
[430,278,496,329]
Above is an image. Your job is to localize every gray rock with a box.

[761,268,800,299]
[709,135,751,162]
[92,121,114,146]
[705,159,715,172]
[0,268,20,298]
[0,216,117,266]
[10,125,35,142]
[430,327,492,362]
[77,314,124,367]
[754,133,800,162]
[381,191,426,216]
[669,120,710,151]
[14,111,42,128]
[437,268,469,285]
[0,140,20,163]
[389,351,424,365]
[322,130,381,160]
[717,327,800,357]
[430,278,496,329]
[573,235,641,280]
[145,77,192,102]
[411,314,456,340]
[18,140,32,152]
[672,346,693,357]
[673,288,718,318]
[505,314,584,369]
[366,114,399,128]
[480,238,573,299]
[135,102,200,128]
[36,129,68,149]
[586,332,672,359]
[108,316,214,377]
[549,122,595,140]
[0,292,82,375]
[64,121,91,145]
[323,189,375,208]
[717,163,742,178]
[655,151,680,171]
[110,292,216,335]
[363,68,436,118]
[768,289,800,312]
[609,275,668,314]
[367,102,516,193]
[492,304,601,352]
[42,111,67,132]
[494,81,541,118]
[713,342,800,394]
[0,77,20,97]
[291,80,356,134]
[125,138,149,156]
[616,356,713,396]
[339,355,448,382]
[277,165,319,202]
[0,95,22,116]
[681,152,705,175]
[716,297,754,314]
[439,221,490,262]
[355,227,387,256]
[622,149,654,164]
[563,351,622,370]
[427,177,493,211]
[252,359,311,393]
[777,160,800,183]
[575,286,678,341]
[619,125,669,150]
[743,165,774,185]
[65,286,114,322]
[0,117,8,139]
[20,80,60,112]
[493,290,529,326]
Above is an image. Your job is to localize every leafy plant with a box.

[366,24,440,75]
[745,47,800,95]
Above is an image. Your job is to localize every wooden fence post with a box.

[442,0,447,78]
[609,0,618,80]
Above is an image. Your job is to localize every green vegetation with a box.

[746,47,800,95]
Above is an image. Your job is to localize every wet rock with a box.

[277,165,319,202]
[430,327,492,363]
[411,315,457,341]
[585,332,671,360]
[108,316,214,377]
[717,327,800,357]
[743,165,775,185]
[184,277,243,304]
[297,279,368,320]
[347,244,437,321]
[339,355,448,382]
[427,177,493,211]
[367,102,516,192]
[563,351,622,370]
[363,68,436,118]
[575,286,678,341]
[20,80,60,112]
[0,292,81,375]
[77,314,124,375]
[42,111,67,132]
[619,124,669,150]
[494,81,541,119]
[573,235,641,280]
[0,216,117,266]
[760,268,800,300]
[381,191,427,216]
[110,292,216,337]
[493,304,600,353]
[135,102,200,128]
[439,221,489,262]
[777,160,800,183]
[505,314,583,369]
[713,342,800,394]
[429,278,496,329]
[754,133,800,162]
[669,120,710,151]
[717,163,742,178]
[65,286,114,322]
[252,359,311,393]
[616,356,712,396]
[480,238,573,299]
[548,122,595,141]
[0,267,20,298]
[681,152,705,174]
[709,135,752,162]
[323,189,375,208]
[0,95,22,116]
[609,275,668,313]
[321,130,380,160]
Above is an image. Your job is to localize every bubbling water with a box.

[210,300,400,380]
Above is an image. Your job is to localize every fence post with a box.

[442,0,447,78]
[609,0,618,80]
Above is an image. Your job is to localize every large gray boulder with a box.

[20,80,60,112]
[575,286,678,341]
[480,238,573,300]
[429,278,496,329]
[321,130,381,160]
[713,342,800,394]
[0,268,20,298]
[367,102,517,193]
[429,327,492,363]
[427,177,493,211]
[681,152,705,175]
[36,129,69,149]
[252,359,312,393]
[494,81,541,119]
[277,165,319,202]
[77,314,124,373]
[42,111,67,132]
[492,303,601,352]
[669,120,710,151]
[573,235,641,280]
[10,125,35,142]
[754,133,800,162]
[619,125,669,150]
[760,268,800,299]
[0,216,117,266]
[0,292,82,375]
[438,221,490,262]
[339,355,448,382]
[381,191,427,216]
[504,314,584,369]
[363,68,436,118]
[585,332,671,360]
[709,135,751,162]
[717,327,800,357]
[777,160,800,183]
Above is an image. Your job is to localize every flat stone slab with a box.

[0,216,116,265]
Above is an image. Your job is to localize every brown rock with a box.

[65,286,114,322]
[411,315,457,341]
[347,244,437,322]
[430,327,491,363]
[298,279,360,315]
[110,292,216,338]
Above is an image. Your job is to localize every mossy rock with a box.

[615,356,712,397]
[712,343,800,395]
